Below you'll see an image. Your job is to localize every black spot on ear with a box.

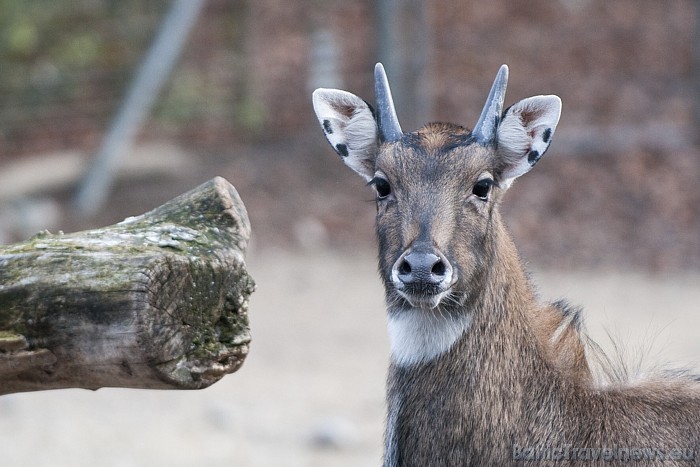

[335,143,349,158]
[543,128,552,143]
[528,149,541,165]
[323,120,333,134]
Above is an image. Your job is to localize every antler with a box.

[471,64,509,145]
[374,63,403,142]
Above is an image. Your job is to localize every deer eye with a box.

[370,176,392,199]
[472,179,494,200]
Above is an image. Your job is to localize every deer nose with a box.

[394,249,452,289]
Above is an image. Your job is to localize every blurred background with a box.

[0,1,699,466]
[0,0,698,269]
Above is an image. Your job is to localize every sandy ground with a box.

[0,249,699,467]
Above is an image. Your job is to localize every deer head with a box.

[312,64,561,315]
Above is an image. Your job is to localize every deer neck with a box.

[384,227,564,465]
[386,222,540,369]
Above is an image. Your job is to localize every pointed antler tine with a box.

[374,63,403,142]
[471,64,509,145]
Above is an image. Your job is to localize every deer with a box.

[312,63,700,466]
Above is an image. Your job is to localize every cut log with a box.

[0,177,255,395]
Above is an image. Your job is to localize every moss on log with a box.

[0,177,255,395]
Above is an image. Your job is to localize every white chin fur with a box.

[387,307,471,367]
[396,290,446,310]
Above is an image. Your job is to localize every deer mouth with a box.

[392,282,455,310]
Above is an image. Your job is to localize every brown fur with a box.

[534,301,592,385]
[313,87,700,466]
[376,125,700,466]
[386,215,700,466]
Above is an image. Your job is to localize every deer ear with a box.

[312,88,379,181]
[496,95,562,188]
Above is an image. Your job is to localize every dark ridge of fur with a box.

[534,299,592,385]
[541,300,700,389]
[551,299,583,330]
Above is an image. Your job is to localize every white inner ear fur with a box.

[387,307,472,367]
[497,95,562,186]
[312,88,378,181]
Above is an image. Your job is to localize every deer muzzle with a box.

[391,246,454,308]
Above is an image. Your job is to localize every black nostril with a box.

[431,260,446,276]
[398,260,412,275]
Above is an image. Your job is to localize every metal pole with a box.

[693,0,700,146]
[377,0,402,111]
[74,0,206,216]
[376,0,431,131]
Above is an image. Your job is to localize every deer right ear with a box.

[496,95,562,188]
[312,89,379,181]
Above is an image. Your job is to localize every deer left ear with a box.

[312,88,379,181]
[496,95,562,188]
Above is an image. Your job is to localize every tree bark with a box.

[0,177,254,395]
